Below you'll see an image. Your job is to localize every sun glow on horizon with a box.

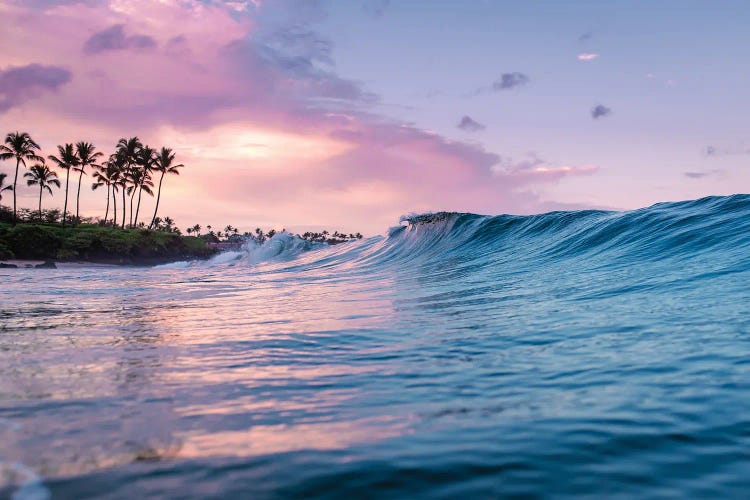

[156,124,354,166]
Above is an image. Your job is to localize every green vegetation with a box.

[0,131,183,229]
[298,230,363,245]
[0,222,214,264]
[1,130,365,264]
[0,130,203,264]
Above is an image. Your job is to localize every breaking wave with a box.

[197,194,750,274]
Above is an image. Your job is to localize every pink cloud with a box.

[0,63,72,112]
[0,0,600,234]
[577,53,598,61]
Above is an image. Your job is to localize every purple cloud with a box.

[685,169,724,179]
[363,0,390,17]
[591,104,612,119]
[0,63,72,113]
[83,24,157,54]
[493,72,530,91]
[22,0,100,7]
[704,144,750,157]
[457,115,486,132]
[223,33,377,105]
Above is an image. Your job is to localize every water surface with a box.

[3,195,750,498]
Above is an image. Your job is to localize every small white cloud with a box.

[577,53,598,61]
[532,165,599,174]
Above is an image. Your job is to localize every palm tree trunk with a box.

[150,172,166,229]
[75,169,84,225]
[104,184,110,224]
[112,188,117,226]
[121,188,126,229]
[62,169,70,228]
[135,181,144,227]
[38,185,43,223]
[129,190,136,228]
[12,158,19,226]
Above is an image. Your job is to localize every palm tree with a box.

[0,173,12,204]
[111,179,118,227]
[92,158,118,224]
[74,142,102,224]
[126,166,153,227]
[133,145,155,227]
[110,152,128,228]
[47,143,80,228]
[0,132,44,225]
[149,147,183,229]
[118,170,128,228]
[24,163,60,222]
[115,137,142,228]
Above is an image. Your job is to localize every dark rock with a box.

[34,260,57,269]
[0,262,18,268]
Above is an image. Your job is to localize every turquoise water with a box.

[3,194,750,498]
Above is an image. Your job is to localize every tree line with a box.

[0,131,365,247]
[0,131,183,229]
[189,225,363,245]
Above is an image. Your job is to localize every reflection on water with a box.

[3,197,750,497]
[0,261,406,496]
[178,416,410,458]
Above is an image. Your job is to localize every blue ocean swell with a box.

[3,194,750,498]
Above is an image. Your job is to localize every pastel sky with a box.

[1,0,749,234]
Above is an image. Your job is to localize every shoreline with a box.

[0,223,217,266]
[0,256,211,268]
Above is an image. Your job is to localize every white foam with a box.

[0,462,50,500]
[207,250,244,265]
[152,260,192,270]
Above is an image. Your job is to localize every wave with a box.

[169,195,750,274]
[155,232,328,270]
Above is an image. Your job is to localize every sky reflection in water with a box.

[3,198,750,497]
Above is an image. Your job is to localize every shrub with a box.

[63,231,104,260]
[98,231,134,256]
[0,241,14,260]
[55,248,79,260]
[5,225,62,259]
[0,205,12,224]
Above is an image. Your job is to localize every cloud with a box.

[83,24,157,54]
[259,25,335,67]
[18,0,100,8]
[224,32,378,105]
[704,144,750,157]
[0,64,72,113]
[684,169,724,179]
[457,115,485,132]
[591,104,612,119]
[577,53,598,61]
[492,153,599,180]
[1,0,600,233]
[492,72,530,91]
[362,0,389,17]
[579,32,593,42]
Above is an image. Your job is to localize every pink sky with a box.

[1,0,618,233]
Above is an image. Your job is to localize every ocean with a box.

[3,194,750,498]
